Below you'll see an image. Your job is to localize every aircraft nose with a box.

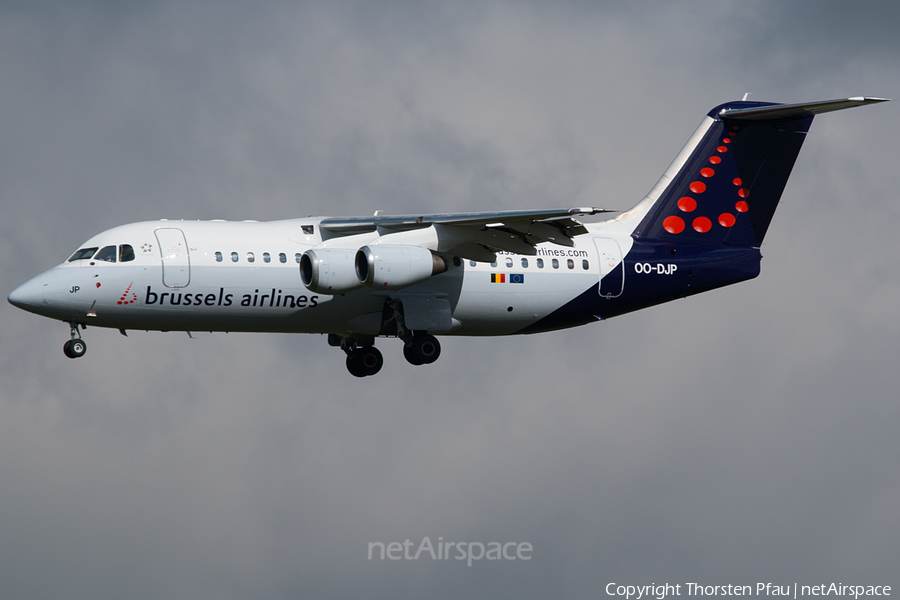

[8,274,46,311]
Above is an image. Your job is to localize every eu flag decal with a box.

[490,273,506,283]
[509,273,525,284]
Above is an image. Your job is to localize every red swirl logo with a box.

[118,282,137,305]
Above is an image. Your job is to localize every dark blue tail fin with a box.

[627,97,888,247]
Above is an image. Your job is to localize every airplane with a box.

[8,97,889,377]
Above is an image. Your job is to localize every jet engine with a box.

[299,248,363,294]
[355,245,448,290]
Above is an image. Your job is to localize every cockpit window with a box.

[119,244,135,262]
[68,247,98,262]
[301,225,315,235]
[94,245,117,263]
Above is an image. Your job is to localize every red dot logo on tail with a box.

[677,197,697,212]
[692,217,712,233]
[663,216,685,234]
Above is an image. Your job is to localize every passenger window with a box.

[215,252,223,262]
[295,253,302,263]
[505,258,513,268]
[231,252,239,262]
[469,260,476,267]
[552,259,559,269]
[119,245,135,262]
[537,258,544,269]
[567,259,574,269]
[68,247,98,262]
[94,245,117,263]
[247,252,255,263]
[521,258,528,268]
[279,253,287,263]
[263,252,271,263]
[490,261,497,268]
[582,259,589,270]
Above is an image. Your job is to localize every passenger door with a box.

[593,238,623,298]
[155,228,191,288]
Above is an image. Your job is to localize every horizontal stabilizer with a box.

[719,97,890,121]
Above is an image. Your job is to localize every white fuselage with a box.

[18,218,632,337]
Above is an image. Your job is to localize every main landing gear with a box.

[346,346,384,378]
[403,333,441,366]
[63,322,87,359]
[330,334,384,378]
[329,331,442,377]
[389,297,440,367]
[331,299,443,376]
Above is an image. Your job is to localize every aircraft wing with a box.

[319,207,615,259]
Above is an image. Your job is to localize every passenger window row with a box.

[68,244,591,272]
[214,252,302,264]
[468,257,590,270]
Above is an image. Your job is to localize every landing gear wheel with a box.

[63,338,87,359]
[358,346,383,376]
[346,353,365,377]
[403,344,425,366]
[403,334,440,366]
[418,335,440,364]
[346,346,383,377]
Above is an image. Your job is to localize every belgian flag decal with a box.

[490,273,525,283]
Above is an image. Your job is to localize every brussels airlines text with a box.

[144,287,319,309]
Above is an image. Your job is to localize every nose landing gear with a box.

[63,322,87,359]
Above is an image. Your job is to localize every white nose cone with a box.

[8,275,45,311]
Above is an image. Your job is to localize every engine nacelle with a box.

[355,245,448,290]
[299,248,364,294]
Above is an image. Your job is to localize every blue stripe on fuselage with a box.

[517,242,761,334]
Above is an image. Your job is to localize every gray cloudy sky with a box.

[2,2,899,598]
